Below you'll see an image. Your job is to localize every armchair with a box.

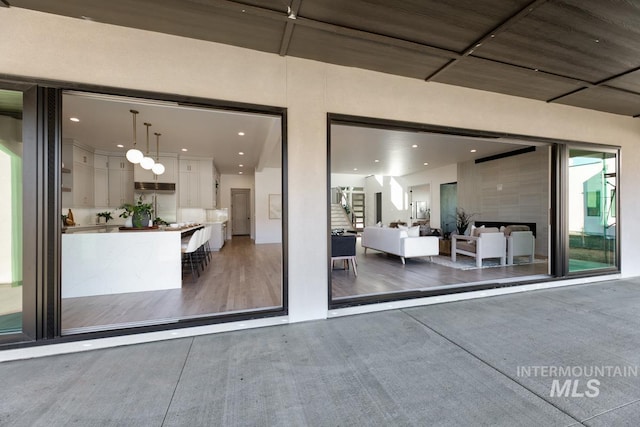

[451,227,506,267]
[506,229,535,265]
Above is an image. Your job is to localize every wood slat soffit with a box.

[7,0,640,117]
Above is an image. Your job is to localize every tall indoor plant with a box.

[455,208,475,235]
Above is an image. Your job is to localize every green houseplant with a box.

[96,211,113,223]
[455,208,476,235]
[119,196,154,228]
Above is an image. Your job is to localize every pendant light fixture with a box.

[152,132,165,175]
[125,109,143,164]
[140,122,156,170]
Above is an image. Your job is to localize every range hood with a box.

[134,182,176,192]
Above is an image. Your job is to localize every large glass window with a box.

[568,149,618,272]
[0,89,23,335]
[329,118,552,304]
[60,91,284,334]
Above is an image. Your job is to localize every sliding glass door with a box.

[568,149,618,272]
[0,89,23,336]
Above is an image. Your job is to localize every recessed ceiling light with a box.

[374,159,380,163]
[239,164,243,167]
[69,117,80,122]
[412,144,418,148]
[239,151,244,155]
[116,144,124,148]
[238,132,245,136]
[181,148,188,152]
[423,162,429,166]
[239,171,243,174]
[470,149,477,153]
[353,168,358,171]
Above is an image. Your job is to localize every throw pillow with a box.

[408,226,420,237]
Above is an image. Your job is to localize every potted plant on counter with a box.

[119,196,154,228]
[96,211,113,224]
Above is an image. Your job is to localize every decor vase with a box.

[132,212,150,228]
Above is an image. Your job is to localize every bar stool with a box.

[181,229,202,283]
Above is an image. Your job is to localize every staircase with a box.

[331,204,355,232]
[351,193,365,231]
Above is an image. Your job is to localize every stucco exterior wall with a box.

[2,8,639,323]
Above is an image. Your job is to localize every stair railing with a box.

[334,187,351,216]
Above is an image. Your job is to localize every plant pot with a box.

[132,212,150,228]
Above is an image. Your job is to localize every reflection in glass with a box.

[60,91,283,333]
[568,149,617,272]
[0,89,23,335]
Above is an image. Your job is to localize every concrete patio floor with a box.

[2,278,640,426]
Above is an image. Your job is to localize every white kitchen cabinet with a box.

[179,158,215,208]
[179,168,199,207]
[199,160,214,209]
[207,221,227,251]
[135,155,177,183]
[94,154,109,207]
[108,156,134,207]
[72,146,94,208]
[73,145,94,166]
[157,156,177,183]
[134,163,155,183]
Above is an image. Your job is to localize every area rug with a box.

[430,255,545,271]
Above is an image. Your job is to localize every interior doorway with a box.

[231,188,251,236]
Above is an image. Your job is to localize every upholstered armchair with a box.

[451,227,506,267]
[505,226,535,264]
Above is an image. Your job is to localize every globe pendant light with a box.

[140,122,156,170]
[152,132,165,175]
[125,109,143,164]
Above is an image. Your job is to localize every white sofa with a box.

[361,226,439,264]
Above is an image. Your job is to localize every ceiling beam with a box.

[278,0,302,56]
[204,0,459,59]
[547,65,640,103]
[425,0,548,81]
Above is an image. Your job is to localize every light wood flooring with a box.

[61,236,283,333]
[61,236,548,333]
[331,238,548,299]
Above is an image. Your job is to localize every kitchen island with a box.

[61,225,202,298]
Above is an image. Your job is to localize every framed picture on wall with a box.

[269,194,281,219]
[416,201,427,219]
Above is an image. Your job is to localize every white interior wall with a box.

[403,164,458,230]
[254,167,282,244]
[411,184,430,222]
[3,8,640,325]
[364,175,411,225]
[219,174,255,240]
[330,173,367,188]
